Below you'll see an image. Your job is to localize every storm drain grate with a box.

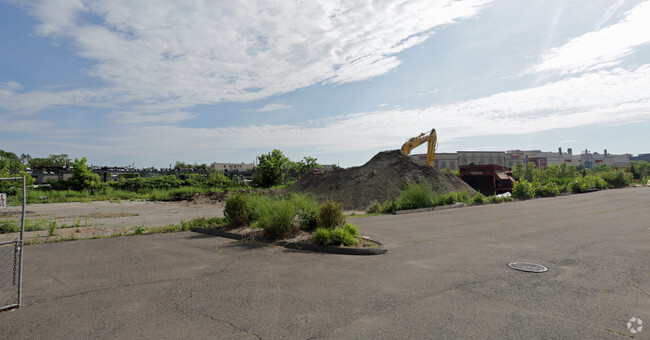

[508,262,548,273]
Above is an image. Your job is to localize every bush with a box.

[535,182,560,197]
[289,193,320,231]
[317,200,345,229]
[312,228,333,245]
[471,193,487,204]
[224,193,249,226]
[397,182,435,210]
[343,223,360,238]
[570,175,607,193]
[434,190,471,206]
[380,199,400,214]
[255,199,297,239]
[366,201,381,214]
[512,180,535,199]
[331,224,359,246]
[599,171,633,188]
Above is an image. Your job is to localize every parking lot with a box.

[1,188,648,339]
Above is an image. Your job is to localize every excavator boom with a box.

[401,129,437,166]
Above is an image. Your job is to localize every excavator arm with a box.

[401,129,437,166]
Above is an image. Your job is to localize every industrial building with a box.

[412,148,631,170]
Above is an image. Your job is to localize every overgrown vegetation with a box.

[2,148,326,204]
[372,162,640,212]
[213,192,365,246]
[509,162,634,198]
[365,182,510,214]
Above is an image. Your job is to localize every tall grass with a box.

[254,199,298,238]
[397,182,435,210]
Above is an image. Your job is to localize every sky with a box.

[1,0,650,168]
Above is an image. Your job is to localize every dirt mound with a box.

[288,150,477,209]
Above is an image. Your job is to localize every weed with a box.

[313,228,333,245]
[48,221,58,236]
[397,182,435,210]
[317,200,345,229]
[132,226,148,235]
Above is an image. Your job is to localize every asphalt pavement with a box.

[0,187,648,339]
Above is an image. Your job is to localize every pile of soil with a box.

[288,150,477,209]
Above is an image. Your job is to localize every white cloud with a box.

[13,0,490,116]
[530,1,650,74]
[108,110,197,124]
[96,63,650,163]
[255,103,292,112]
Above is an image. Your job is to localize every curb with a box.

[191,228,388,256]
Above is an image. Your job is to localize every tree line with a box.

[1,149,322,193]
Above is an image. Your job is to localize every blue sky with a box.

[1,0,650,168]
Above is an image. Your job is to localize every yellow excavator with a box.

[401,129,438,166]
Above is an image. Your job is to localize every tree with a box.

[293,156,322,176]
[0,150,34,195]
[252,149,292,188]
[68,157,101,191]
[28,154,70,168]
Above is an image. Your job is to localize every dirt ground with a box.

[0,199,224,243]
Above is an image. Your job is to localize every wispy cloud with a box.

[94,63,650,162]
[529,1,650,74]
[10,0,490,118]
[255,103,292,112]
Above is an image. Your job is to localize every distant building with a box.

[210,162,255,172]
[631,153,650,162]
[411,147,631,170]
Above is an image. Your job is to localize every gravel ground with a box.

[0,200,224,242]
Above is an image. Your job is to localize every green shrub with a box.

[331,225,359,246]
[397,182,435,210]
[488,195,503,204]
[471,193,487,204]
[255,199,297,239]
[312,228,333,245]
[317,200,345,229]
[0,218,19,233]
[433,191,470,206]
[380,199,399,214]
[289,193,320,230]
[535,182,560,197]
[512,180,535,199]
[343,223,360,238]
[224,193,249,226]
[599,171,633,188]
[570,175,607,193]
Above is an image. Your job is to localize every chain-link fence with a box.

[0,240,20,310]
[0,176,25,311]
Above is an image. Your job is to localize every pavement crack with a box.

[177,307,262,339]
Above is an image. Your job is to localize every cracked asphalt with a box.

[0,187,648,339]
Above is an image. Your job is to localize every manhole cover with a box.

[508,262,548,273]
